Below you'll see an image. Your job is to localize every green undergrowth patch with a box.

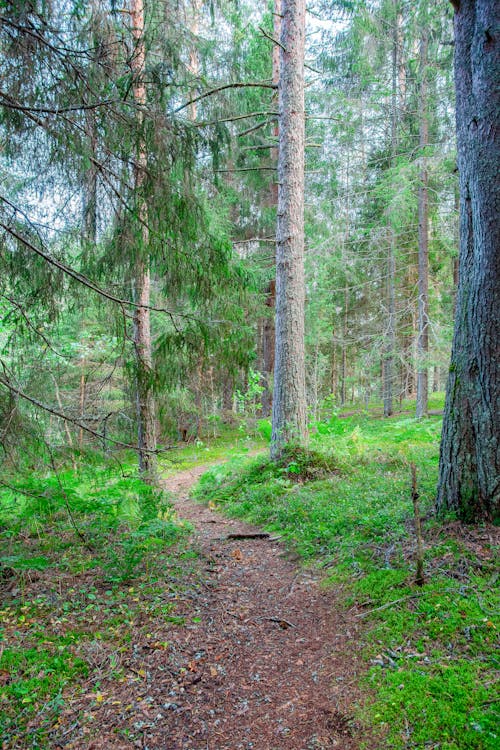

[0,457,195,748]
[193,415,499,749]
[159,427,266,477]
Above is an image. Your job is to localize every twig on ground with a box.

[355,593,425,618]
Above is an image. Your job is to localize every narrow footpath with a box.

[156,464,364,750]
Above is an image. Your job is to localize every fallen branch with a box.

[411,462,425,586]
[256,616,296,628]
[355,593,424,618]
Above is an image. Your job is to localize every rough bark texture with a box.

[383,3,400,418]
[260,0,281,418]
[416,31,429,419]
[131,0,157,482]
[271,0,307,458]
[437,0,499,522]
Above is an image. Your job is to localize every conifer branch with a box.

[174,82,277,115]
[0,92,120,115]
[0,218,202,324]
[195,111,278,127]
[258,26,287,52]
[0,369,172,454]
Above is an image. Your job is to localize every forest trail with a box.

[154,462,364,750]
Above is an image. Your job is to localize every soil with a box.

[155,464,364,750]
[5,463,365,750]
[68,464,364,750]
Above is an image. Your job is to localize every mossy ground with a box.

[0,457,195,748]
[193,409,499,750]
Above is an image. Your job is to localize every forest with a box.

[0,0,498,748]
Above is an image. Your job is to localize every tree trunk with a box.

[416,30,430,419]
[383,2,400,418]
[261,0,281,417]
[79,360,86,449]
[437,0,499,522]
[340,283,348,406]
[131,0,157,482]
[271,0,307,458]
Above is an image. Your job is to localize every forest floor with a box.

[158,463,363,750]
[0,456,364,750]
[1,408,498,749]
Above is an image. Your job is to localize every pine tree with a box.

[437,0,499,522]
[271,0,308,457]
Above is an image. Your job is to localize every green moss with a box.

[194,414,499,749]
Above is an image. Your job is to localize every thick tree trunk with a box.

[271,0,307,458]
[437,0,499,522]
[416,31,430,419]
[131,0,157,482]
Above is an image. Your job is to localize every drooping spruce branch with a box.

[0,216,213,325]
[0,369,172,455]
[174,81,277,115]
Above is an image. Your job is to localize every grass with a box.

[159,424,267,477]
[0,455,194,748]
[193,410,499,750]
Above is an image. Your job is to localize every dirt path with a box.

[155,464,364,750]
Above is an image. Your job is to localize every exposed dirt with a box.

[145,464,364,750]
[4,463,365,750]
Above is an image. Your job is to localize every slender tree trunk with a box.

[79,360,86,449]
[131,0,157,482]
[437,0,499,522]
[341,283,348,406]
[52,375,77,470]
[186,0,201,121]
[432,365,440,393]
[383,3,399,418]
[261,0,281,417]
[331,340,337,400]
[340,154,350,408]
[271,0,307,458]
[416,30,430,418]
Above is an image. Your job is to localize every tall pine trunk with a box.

[437,0,499,522]
[271,0,307,458]
[131,0,157,482]
[261,0,281,418]
[383,3,400,418]
[416,30,430,418]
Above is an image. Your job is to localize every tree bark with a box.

[261,0,281,418]
[383,2,400,418]
[437,0,499,522]
[271,0,307,458]
[416,30,430,419]
[131,0,157,482]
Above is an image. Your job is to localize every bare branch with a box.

[258,26,286,52]
[174,81,277,115]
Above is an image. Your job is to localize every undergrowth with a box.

[193,414,499,750]
[0,455,192,748]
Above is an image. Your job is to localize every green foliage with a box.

[0,455,193,747]
[194,414,499,749]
